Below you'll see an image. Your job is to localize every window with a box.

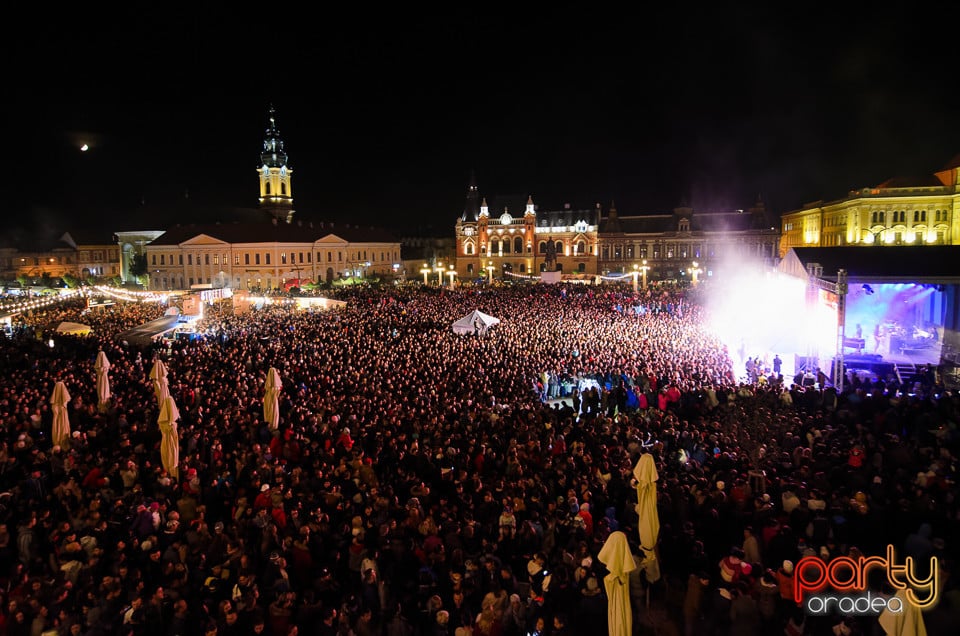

[338,252,343,262]
[513,237,523,253]
[640,246,647,258]
[539,241,547,254]
[914,211,920,223]
[555,241,563,256]
[265,253,271,265]
[188,255,193,265]
[160,254,165,265]
[299,252,304,263]
[213,254,219,265]
[255,254,260,265]
[245,254,250,265]
[519,263,526,273]
[466,243,474,255]
[281,253,287,265]
[307,252,311,263]
[281,183,286,195]
[235,254,240,265]
[179,255,183,265]
[189,278,194,286]
[205,254,210,265]
[152,255,157,265]
[265,182,271,195]
[467,264,474,274]
[625,245,633,258]
[327,252,332,262]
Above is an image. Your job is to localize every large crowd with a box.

[0,283,958,636]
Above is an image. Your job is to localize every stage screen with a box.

[844,283,945,367]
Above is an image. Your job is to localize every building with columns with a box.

[779,154,959,257]
[144,107,400,291]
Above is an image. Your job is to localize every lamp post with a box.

[689,261,702,286]
[632,263,639,294]
[640,259,649,290]
[487,260,494,284]
[434,262,445,287]
[420,263,431,286]
[446,265,457,289]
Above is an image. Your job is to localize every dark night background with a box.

[6,5,959,241]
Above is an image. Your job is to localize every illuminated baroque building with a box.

[454,174,601,280]
[144,108,401,291]
[452,175,778,283]
[779,154,960,257]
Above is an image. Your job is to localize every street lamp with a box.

[632,263,639,294]
[434,262,445,287]
[688,261,702,286]
[640,259,650,290]
[420,263,431,285]
[487,260,494,284]
[446,265,457,289]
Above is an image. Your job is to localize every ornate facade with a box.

[779,155,960,257]
[452,175,778,283]
[454,175,601,280]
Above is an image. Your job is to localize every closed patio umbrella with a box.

[158,395,180,480]
[598,530,637,636]
[94,350,111,410]
[634,453,661,587]
[51,381,71,449]
[149,358,169,405]
[879,588,928,636]
[264,367,282,431]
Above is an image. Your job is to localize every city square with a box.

[4,6,960,636]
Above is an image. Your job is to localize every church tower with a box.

[258,105,295,223]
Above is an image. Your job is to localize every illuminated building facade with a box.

[454,174,601,281]
[453,174,778,283]
[779,155,960,257]
[597,200,780,282]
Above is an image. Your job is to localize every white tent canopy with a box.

[55,322,92,335]
[452,309,501,335]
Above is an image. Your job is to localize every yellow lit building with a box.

[780,154,959,257]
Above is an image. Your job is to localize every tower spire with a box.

[258,105,294,223]
[463,169,480,221]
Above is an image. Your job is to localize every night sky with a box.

[8,5,959,241]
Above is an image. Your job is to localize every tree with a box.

[61,273,79,288]
[40,272,53,288]
[16,274,28,288]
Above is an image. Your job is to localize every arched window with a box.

[555,241,563,256]
[575,240,585,255]
[465,243,474,255]
[281,182,287,195]
[490,239,500,254]
[467,264,474,274]
[503,239,511,254]
[514,237,523,253]
[538,241,548,254]
[265,182,271,195]
[519,263,526,273]
[578,262,586,272]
